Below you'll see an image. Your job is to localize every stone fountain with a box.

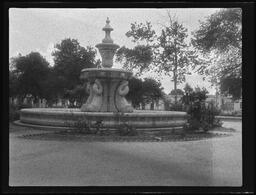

[17,18,187,131]
[80,17,133,113]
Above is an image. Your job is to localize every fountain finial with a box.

[102,17,114,43]
[96,18,119,68]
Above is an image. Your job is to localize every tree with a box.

[127,77,164,109]
[10,52,51,103]
[116,22,157,76]
[9,70,19,99]
[142,78,164,110]
[156,14,200,104]
[220,76,242,100]
[126,77,144,108]
[183,83,193,94]
[125,21,157,43]
[117,16,202,105]
[192,8,242,95]
[52,38,99,99]
[116,45,153,76]
[169,89,184,96]
[192,8,241,53]
[40,67,60,106]
[64,84,89,107]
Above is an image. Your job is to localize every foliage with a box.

[18,103,33,110]
[181,86,222,131]
[114,112,138,136]
[169,101,184,111]
[126,77,144,108]
[142,78,164,106]
[169,89,184,96]
[156,14,203,104]
[192,8,242,53]
[9,103,20,122]
[192,8,242,95]
[9,70,19,98]
[52,38,98,98]
[220,75,242,100]
[185,102,222,132]
[64,83,89,107]
[183,83,193,94]
[9,52,51,102]
[116,45,154,76]
[65,112,104,134]
[125,21,157,43]
[40,67,60,106]
[116,21,157,77]
[117,123,138,136]
[127,77,164,109]
[117,15,205,106]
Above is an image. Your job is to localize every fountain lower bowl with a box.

[16,108,188,131]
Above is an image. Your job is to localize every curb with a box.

[216,116,242,121]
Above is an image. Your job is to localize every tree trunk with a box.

[150,101,154,110]
[174,42,178,105]
[142,102,145,110]
[174,71,177,105]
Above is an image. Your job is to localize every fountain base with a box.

[17,108,187,131]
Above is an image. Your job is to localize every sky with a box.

[9,8,221,95]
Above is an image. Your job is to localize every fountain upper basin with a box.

[80,68,133,80]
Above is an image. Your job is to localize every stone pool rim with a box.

[18,108,188,131]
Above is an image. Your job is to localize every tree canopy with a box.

[116,22,156,76]
[9,38,100,106]
[169,89,184,96]
[192,8,242,53]
[127,77,164,109]
[9,52,50,102]
[156,16,200,100]
[183,83,194,94]
[115,45,153,75]
[52,38,99,97]
[192,8,242,98]
[219,76,242,100]
[117,12,203,104]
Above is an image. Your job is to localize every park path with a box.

[9,121,242,186]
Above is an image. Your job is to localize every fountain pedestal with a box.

[80,17,133,113]
[80,68,133,112]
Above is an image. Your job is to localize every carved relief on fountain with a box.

[115,80,133,113]
[80,79,103,112]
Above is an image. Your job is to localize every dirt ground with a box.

[9,121,242,186]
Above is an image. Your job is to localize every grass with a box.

[9,123,234,142]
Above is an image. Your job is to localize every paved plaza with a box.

[9,121,242,186]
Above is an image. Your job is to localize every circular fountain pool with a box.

[15,108,187,131]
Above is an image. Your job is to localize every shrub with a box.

[169,102,184,111]
[114,112,138,136]
[117,123,138,136]
[18,103,32,110]
[64,112,104,135]
[72,118,105,134]
[9,103,20,122]
[185,102,222,132]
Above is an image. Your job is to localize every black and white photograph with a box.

[4,2,254,193]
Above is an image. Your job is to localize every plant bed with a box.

[10,122,234,142]
[16,127,232,142]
